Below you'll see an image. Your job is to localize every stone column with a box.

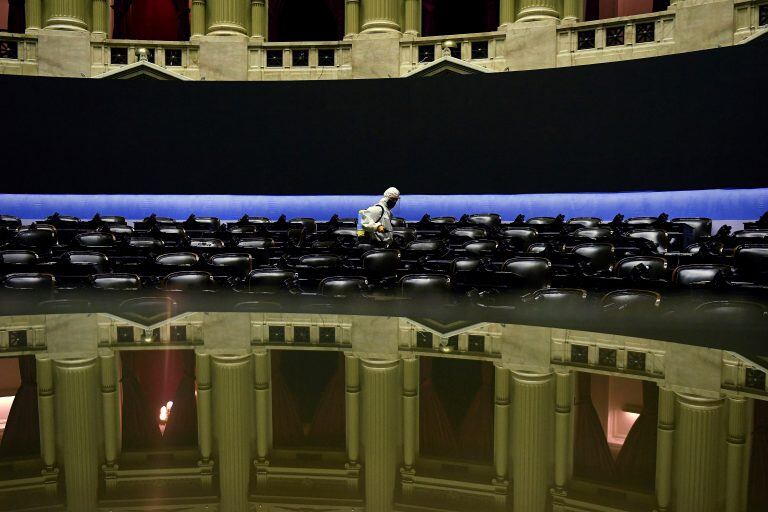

[345,354,362,491]
[725,396,749,512]
[654,387,675,511]
[360,0,401,33]
[516,0,560,22]
[401,356,418,487]
[403,0,420,36]
[499,0,516,28]
[345,0,360,39]
[55,357,100,512]
[361,358,400,512]
[212,353,253,512]
[510,371,553,512]
[250,0,266,39]
[25,0,43,31]
[91,0,108,35]
[673,393,724,512]
[562,0,583,22]
[191,0,206,38]
[207,0,250,35]
[252,349,270,486]
[99,350,119,487]
[36,356,58,492]
[492,366,510,506]
[195,351,214,485]
[553,369,572,494]
[44,0,91,30]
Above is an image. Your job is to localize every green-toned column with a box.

[493,365,510,484]
[499,0,516,28]
[345,353,361,491]
[250,0,266,38]
[673,394,724,512]
[562,0,583,22]
[195,351,214,481]
[207,0,249,35]
[516,0,560,22]
[212,353,253,512]
[99,350,119,484]
[402,356,418,471]
[510,371,554,512]
[403,0,420,36]
[91,0,108,35]
[360,0,401,33]
[55,357,100,512]
[25,0,43,31]
[253,350,270,464]
[361,358,400,512]
[725,396,749,512]
[345,0,360,39]
[553,370,573,494]
[44,0,91,30]
[191,0,206,38]
[36,356,58,491]
[655,387,675,512]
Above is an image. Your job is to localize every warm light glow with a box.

[0,395,15,432]
[158,401,174,423]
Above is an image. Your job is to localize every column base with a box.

[102,463,119,491]
[516,8,560,22]
[360,20,401,34]
[207,23,248,36]
[41,467,59,494]
[44,18,89,31]
[198,459,215,490]
[254,459,270,487]
[346,462,361,492]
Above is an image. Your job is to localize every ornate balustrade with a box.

[400,31,507,76]
[90,39,200,79]
[248,40,353,80]
[0,32,38,75]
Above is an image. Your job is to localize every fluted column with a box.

[91,0,108,35]
[36,356,58,491]
[403,0,420,36]
[195,350,214,484]
[345,0,360,39]
[25,0,43,31]
[207,0,249,35]
[510,371,554,512]
[44,0,90,30]
[253,350,270,464]
[725,396,749,512]
[250,0,266,38]
[562,0,583,22]
[516,0,560,22]
[191,0,206,38]
[493,365,510,484]
[673,393,724,512]
[361,358,400,512]
[212,353,253,512]
[655,387,675,511]
[55,357,100,512]
[402,357,418,471]
[360,0,401,33]
[553,369,573,494]
[499,0,516,28]
[99,350,119,484]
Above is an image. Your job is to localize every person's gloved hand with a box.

[377,225,386,233]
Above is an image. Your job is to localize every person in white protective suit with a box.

[360,187,400,247]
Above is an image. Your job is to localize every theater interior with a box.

[0,1,767,512]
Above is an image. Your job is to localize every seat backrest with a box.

[694,301,767,323]
[90,273,141,290]
[156,252,199,266]
[63,251,109,266]
[526,217,556,225]
[734,245,768,274]
[572,243,614,271]
[76,232,116,248]
[0,215,22,229]
[108,225,134,236]
[362,249,400,278]
[189,238,225,248]
[531,288,587,305]
[574,227,612,240]
[450,227,487,240]
[502,257,552,288]
[236,238,274,249]
[299,254,341,268]
[671,217,712,239]
[499,227,538,245]
[673,264,732,286]
[15,228,57,249]
[526,243,550,254]
[164,271,215,291]
[406,240,445,253]
[463,240,498,255]
[289,218,317,234]
[390,217,407,228]
[614,256,668,279]
[626,216,657,226]
[99,215,126,224]
[430,216,456,224]
[450,257,482,273]
[3,273,55,290]
[733,230,768,240]
[466,213,501,229]
[568,217,602,228]
[126,237,164,250]
[602,289,661,311]
[209,253,253,272]
[319,276,368,298]
[0,250,38,265]
[628,229,669,253]
[400,274,451,297]
[247,269,297,292]
[684,242,724,255]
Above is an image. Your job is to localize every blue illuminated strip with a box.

[1,188,766,221]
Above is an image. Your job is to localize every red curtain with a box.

[270,351,305,447]
[749,400,768,508]
[573,373,617,482]
[122,0,189,41]
[457,363,494,462]
[132,349,186,415]
[162,350,197,447]
[419,357,458,458]
[0,356,40,458]
[120,351,163,450]
[307,353,346,448]
[615,380,658,488]
[7,0,25,33]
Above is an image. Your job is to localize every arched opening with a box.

[0,0,25,33]
[268,0,344,42]
[422,0,499,37]
[584,0,669,21]
[113,0,190,41]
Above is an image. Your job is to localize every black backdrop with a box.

[2,34,766,195]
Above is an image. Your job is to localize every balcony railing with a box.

[248,40,353,80]
[91,39,200,79]
[400,31,507,75]
[0,32,37,75]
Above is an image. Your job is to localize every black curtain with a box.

[120,351,163,450]
[573,373,617,482]
[7,0,25,33]
[162,350,197,447]
[0,356,40,458]
[615,380,658,489]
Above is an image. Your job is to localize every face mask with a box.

[386,198,398,210]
